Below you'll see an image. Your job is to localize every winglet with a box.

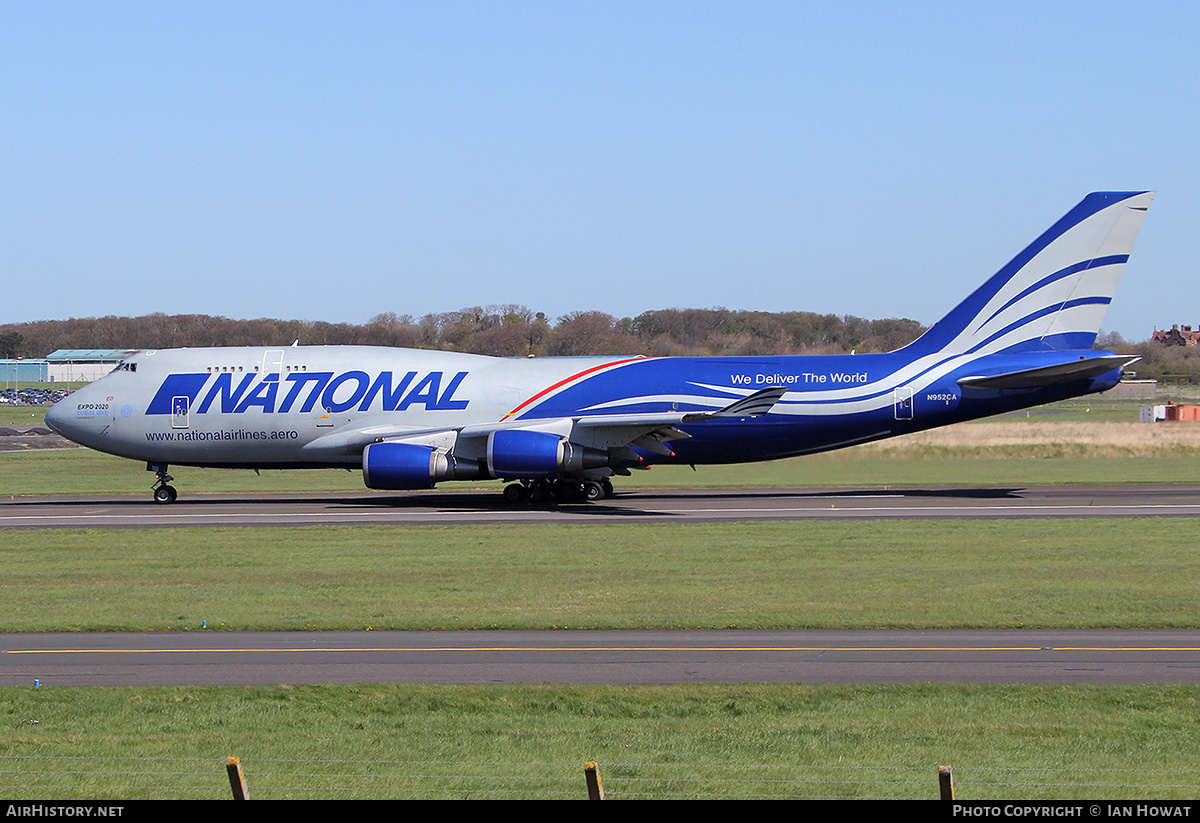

[682,386,788,422]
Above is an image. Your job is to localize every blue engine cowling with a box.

[365,432,609,488]
[363,441,451,490]
[487,429,563,478]
[487,429,610,479]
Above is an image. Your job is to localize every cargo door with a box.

[171,396,190,429]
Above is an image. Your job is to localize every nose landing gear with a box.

[148,463,177,504]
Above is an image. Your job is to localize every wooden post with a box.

[584,761,605,800]
[226,756,250,800]
[939,765,954,800]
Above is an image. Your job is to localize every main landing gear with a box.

[149,464,177,504]
[502,478,614,504]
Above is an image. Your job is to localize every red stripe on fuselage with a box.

[502,357,650,421]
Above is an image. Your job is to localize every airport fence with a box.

[3,756,1200,800]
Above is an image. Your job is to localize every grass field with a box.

[5,390,1200,799]
[1,519,1198,632]
[4,683,1199,800]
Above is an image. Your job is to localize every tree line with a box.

[0,306,926,360]
[1093,331,1200,383]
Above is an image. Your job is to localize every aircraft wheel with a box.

[582,480,605,501]
[502,483,528,503]
[153,485,178,504]
[601,479,615,498]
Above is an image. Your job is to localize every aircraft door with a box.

[172,396,190,429]
[893,387,914,420]
[262,350,285,381]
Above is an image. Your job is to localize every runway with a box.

[6,483,1200,528]
[6,629,1200,687]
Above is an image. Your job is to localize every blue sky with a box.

[3,2,1197,340]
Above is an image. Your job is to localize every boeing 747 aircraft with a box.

[46,191,1153,503]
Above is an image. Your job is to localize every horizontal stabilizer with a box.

[957,355,1138,390]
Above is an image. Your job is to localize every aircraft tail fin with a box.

[906,191,1153,357]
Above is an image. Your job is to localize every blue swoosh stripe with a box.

[145,374,210,415]
[972,255,1128,334]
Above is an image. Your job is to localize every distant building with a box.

[45,349,139,383]
[1152,324,1200,346]
[0,359,49,383]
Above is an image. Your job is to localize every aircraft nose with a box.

[43,395,71,436]
[44,387,100,444]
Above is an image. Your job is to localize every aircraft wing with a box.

[549,385,790,458]
[956,355,1138,390]
[301,386,789,460]
[301,423,465,455]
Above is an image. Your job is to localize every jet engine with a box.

[362,441,484,490]
[486,429,610,479]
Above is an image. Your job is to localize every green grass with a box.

[3,683,1199,799]
[0,406,52,426]
[998,396,1144,423]
[2,520,1198,632]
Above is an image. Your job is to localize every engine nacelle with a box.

[362,441,483,490]
[487,429,609,479]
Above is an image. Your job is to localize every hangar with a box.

[0,359,48,383]
[45,349,139,383]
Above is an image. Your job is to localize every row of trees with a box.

[1094,331,1200,383]
[0,305,927,360]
